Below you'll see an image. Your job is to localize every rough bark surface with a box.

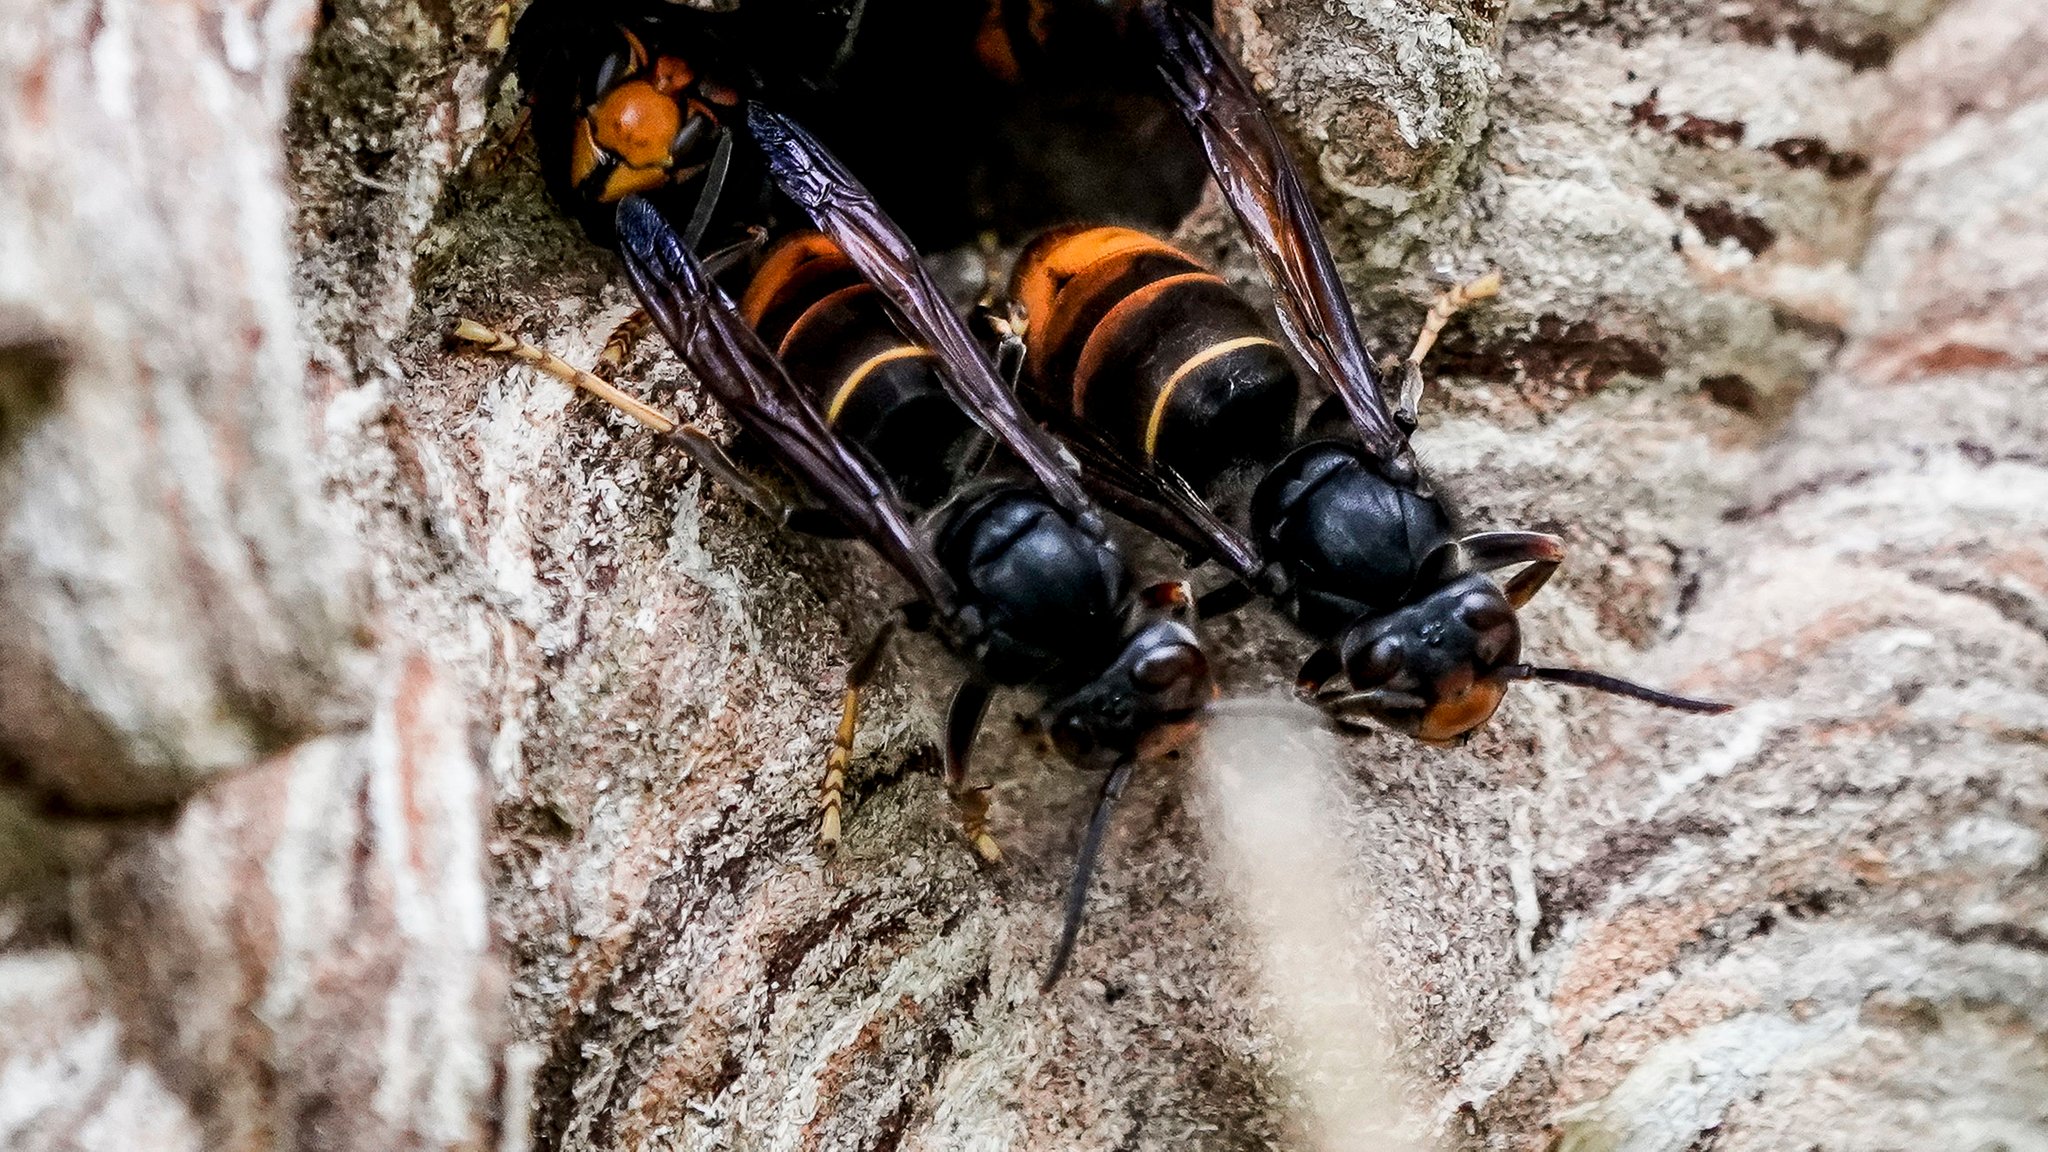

[3,0,2045,1149]
[0,0,367,810]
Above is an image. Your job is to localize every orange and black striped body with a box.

[741,233,981,510]
[1010,226,1298,490]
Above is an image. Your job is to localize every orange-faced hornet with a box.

[495,0,1202,378]
[504,0,1206,250]
[506,0,871,247]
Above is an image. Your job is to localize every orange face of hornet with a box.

[567,28,737,206]
[1410,667,1509,745]
[1334,574,1524,745]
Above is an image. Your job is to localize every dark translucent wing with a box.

[1141,2,1409,465]
[614,196,962,618]
[746,104,1102,534]
[1045,413,1265,583]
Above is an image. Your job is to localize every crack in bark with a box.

[1721,467,1881,522]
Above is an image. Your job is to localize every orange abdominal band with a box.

[740,233,846,326]
[1069,271,1219,417]
[1011,227,1171,357]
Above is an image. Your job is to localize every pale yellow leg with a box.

[819,683,859,852]
[1409,272,1502,369]
[457,316,840,532]
[468,109,531,181]
[456,318,911,858]
[1394,271,1502,428]
[486,1,512,50]
[453,318,679,433]
[949,784,1002,863]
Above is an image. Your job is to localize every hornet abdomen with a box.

[1010,226,1298,489]
[741,232,981,509]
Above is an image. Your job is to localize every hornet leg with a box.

[1295,645,1342,699]
[1294,646,1421,731]
[980,305,1029,395]
[486,0,511,50]
[592,310,654,381]
[1501,558,1560,610]
[1195,580,1258,620]
[1392,271,1502,433]
[681,128,736,251]
[465,105,531,180]
[819,616,899,853]
[958,297,1022,477]
[943,680,1001,863]
[452,318,847,537]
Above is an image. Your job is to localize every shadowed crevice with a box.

[0,338,68,458]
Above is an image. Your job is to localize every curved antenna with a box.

[1042,760,1137,991]
[1503,665,1732,714]
[680,126,734,250]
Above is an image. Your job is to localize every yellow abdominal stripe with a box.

[826,346,935,422]
[1144,336,1281,459]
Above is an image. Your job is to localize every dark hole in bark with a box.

[1700,373,1763,414]
[787,0,1215,249]
[0,756,77,949]
[0,338,68,455]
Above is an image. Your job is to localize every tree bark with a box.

[3,0,2045,1149]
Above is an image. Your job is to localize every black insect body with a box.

[992,3,1731,742]
[467,2,1243,987]
[722,220,1209,769]
[613,137,1213,982]
[725,223,1210,775]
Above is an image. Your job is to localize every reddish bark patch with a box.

[1535,816,1733,950]
[1850,332,2040,384]
[1886,341,2024,379]
[1655,190,1778,256]
[1726,4,1896,72]
[1433,316,1667,411]
[1628,91,1745,148]
[392,654,436,878]
[798,1009,894,1152]
[1766,136,1873,180]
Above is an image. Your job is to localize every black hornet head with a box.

[1041,611,1211,773]
[1334,573,1522,743]
[1332,573,1733,742]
